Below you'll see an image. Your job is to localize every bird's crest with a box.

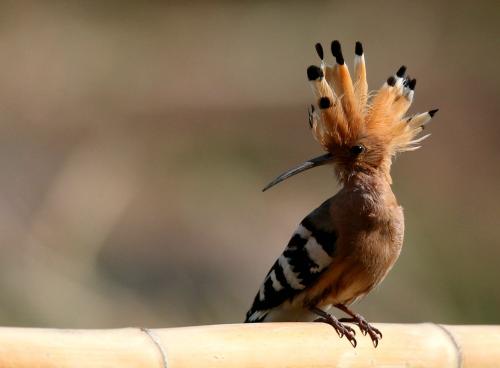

[308,40,437,157]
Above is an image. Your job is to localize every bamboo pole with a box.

[0,323,498,367]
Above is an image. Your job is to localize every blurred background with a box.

[0,0,498,329]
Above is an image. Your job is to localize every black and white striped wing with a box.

[245,200,337,322]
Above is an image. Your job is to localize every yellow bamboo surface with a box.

[0,323,498,367]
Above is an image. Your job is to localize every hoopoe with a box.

[244,40,438,347]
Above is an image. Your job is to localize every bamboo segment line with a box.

[141,327,168,368]
[0,323,498,368]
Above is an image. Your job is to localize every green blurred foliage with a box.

[0,0,498,328]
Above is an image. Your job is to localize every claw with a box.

[313,313,358,347]
[346,333,357,348]
[339,315,382,347]
[314,317,341,337]
[343,324,356,336]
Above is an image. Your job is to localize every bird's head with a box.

[263,40,438,191]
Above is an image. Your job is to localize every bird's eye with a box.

[350,145,365,155]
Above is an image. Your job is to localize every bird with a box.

[244,40,438,348]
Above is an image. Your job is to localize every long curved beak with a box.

[262,153,334,192]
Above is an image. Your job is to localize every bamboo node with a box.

[434,324,463,368]
[141,327,169,368]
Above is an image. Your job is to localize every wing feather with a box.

[245,199,337,322]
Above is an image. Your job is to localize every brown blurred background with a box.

[0,0,498,328]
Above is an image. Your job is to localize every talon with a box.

[347,335,357,348]
[312,309,358,348]
[337,311,382,347]
[344,324,356,336]
[314,317,342,337]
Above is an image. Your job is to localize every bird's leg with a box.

[310,307,357,347]
[334,304,382,347]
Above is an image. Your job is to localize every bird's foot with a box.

[339,314,382,347]
[314,314,357,347]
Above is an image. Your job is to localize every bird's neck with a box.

[341,170,397,211]
[344,170,391,190]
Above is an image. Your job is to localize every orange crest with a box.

[307,41,437,157]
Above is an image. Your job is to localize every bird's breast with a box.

[304,205,404,307]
